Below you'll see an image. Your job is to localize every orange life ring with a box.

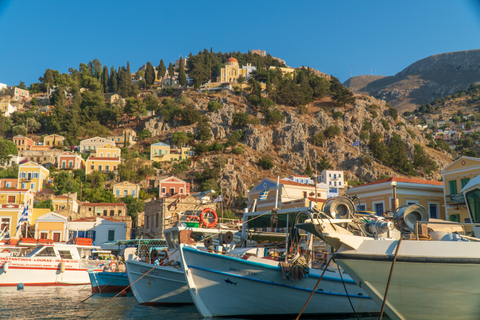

[109,262,118,272]
[186,215,200,222]
[1,249,10,254]
[200,208,218,228]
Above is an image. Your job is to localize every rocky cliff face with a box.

[143,92,453,206]
[344,49,480,113]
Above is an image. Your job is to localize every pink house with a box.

[159,176,190,197]
[57,152,84,170]
[12,88,30,101]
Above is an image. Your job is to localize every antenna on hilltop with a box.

[350,70,352,78]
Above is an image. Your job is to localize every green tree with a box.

[265,108,284,125]
[144,93,160,113]
[311,132,326,146]
[259,156,274,170]
[197,118,212,141]
[179,57,186,86]
[207,101,222,112]
[52,171,81,195]
[109,66,118,93]
[232,112,250,128]
[123,195,145,226]
[168,62,174,79]
[145,62,155,88]
[182,105,201,124]
[368,132,388,163]
[102,66,109,93]
[0,139,17,163]
[124,97,147,123]
[317,156,332,171]
[324,125,340,139]
[305,160,312,176]
[388,133,414,175]
[157,59,166,80]
[172,131,190,147]
[332,86,355,107]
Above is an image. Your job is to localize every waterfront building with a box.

[346,177,445,218]
[441,156,480,223]
[34,212,68,242]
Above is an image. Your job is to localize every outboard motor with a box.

[394,204,429,234]
[323,197,355,219]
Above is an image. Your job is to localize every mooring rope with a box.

[379,238,403,320]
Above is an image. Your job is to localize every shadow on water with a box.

[0,286,382,320]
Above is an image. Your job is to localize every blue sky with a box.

[1,0,480,86]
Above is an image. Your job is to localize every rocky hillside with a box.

[140,91,453,206]
[344,49,480,113]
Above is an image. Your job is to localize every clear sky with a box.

[1,0,480,86]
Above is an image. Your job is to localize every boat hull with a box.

[334,239,480,320]
[181,246,379,318]
[126,259,192,305]
[88,271,130,293]
[0,257,92,286]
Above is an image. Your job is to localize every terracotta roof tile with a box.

[87,157,120,161]
[351,177,443,188]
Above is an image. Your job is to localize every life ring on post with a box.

[200,208,218,228]
[1,249,11,254]
[109,262,118,272]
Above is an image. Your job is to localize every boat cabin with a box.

[26,244,100,260]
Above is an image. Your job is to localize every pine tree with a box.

[145,62,155,88]
[168,62,174,79]
[179,56,186,86]
[157,59,166,80]
[305,160,312,176]
[109,66,118,93]
[102,66,109,93]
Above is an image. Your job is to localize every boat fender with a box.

[200,208,218,228]
[186,215,200,222]
[3,261,8,273]
[17,283,24,290]
[60,261,65,273]
[109,262,118,272]
[223,231,234,244]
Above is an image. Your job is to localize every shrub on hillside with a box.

[324,125,340,139]
[207,101,222,112]
[258,156,274,170]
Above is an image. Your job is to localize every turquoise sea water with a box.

[0,286,380,320]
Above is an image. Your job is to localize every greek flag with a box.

[212,195,224,203]
[352,141,360,147]
[15,205,29,234]
[259,189,269,201]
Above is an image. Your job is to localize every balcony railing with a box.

[447,193,466,205]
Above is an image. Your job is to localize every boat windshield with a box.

[26,246,56,257]
[466,189,480,223]
[165,231,179,249]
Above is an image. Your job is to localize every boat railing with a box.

[413,220,480,241]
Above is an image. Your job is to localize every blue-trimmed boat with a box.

[88,269,129,293]
[180,245,379,318]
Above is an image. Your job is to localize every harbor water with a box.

[0,285,379,319]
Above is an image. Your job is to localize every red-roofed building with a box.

[346,177,445,219]
[247,178,327,211]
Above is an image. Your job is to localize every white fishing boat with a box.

[301,194,480,320]
[180,204,380,318]
[0,241,103,286]
[126,216,241,305]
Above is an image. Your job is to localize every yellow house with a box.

[150,142,190,162]
[113,181,140,198]
[346,177,445,219]
[268,66,296,78]
[43,134,65,147]
[31,208,51,225]
[34,212,68,242]
[441,156,480,223]
[85,156,121,175]
[0,189,34,239]
[18,162,50,192]
[95,144,121,158]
